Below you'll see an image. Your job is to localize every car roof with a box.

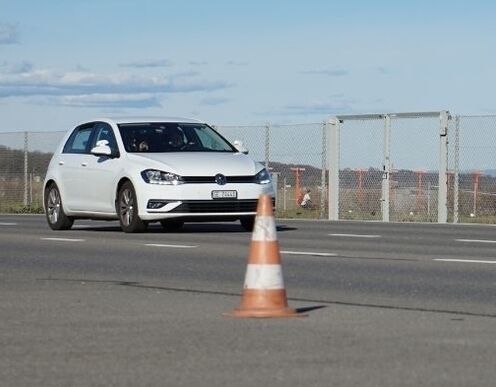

[103,116,205,125]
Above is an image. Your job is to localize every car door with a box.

[84,122,122,213]
[57,123,95,211]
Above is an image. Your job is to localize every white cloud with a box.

[170,70,200,78]
[226,60,249,66]
[59,93,162,108]
[120,59,173,68]
[0,23,19,44]
[0,67,232,107]
[189,61,208,66]
[2,61,33,74]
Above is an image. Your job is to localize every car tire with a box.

[44,183,74,230]
[117,181,147,233]
[160,219,184,232]
[240,216,255,232]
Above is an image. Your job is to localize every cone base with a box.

[224,289,305,318]
[224,307,304,319]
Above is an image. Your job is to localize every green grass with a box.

[276,208,323,219]
[0,203,44,214]
[457,215,496,224]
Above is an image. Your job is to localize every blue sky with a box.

[1,0,495,131]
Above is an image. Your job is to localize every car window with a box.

[63,126,94,154]
[117,123,236,153]
[192,126,228,151]
[91,122,119,154]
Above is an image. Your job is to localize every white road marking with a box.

[329,233,381,239]
[0,222,17,226]
[281,250,337,257]
[455,239,496,244]
[40,237,85,242]
[145,243,197,249]
[434,259,496,264]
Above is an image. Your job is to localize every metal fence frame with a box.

[327,111,450,223]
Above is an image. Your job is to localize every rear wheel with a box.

[160,219,184,232]
[240,216,255,231]
[117,181,147,233]
[44,183,74,230]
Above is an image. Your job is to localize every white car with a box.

[43,118,274,232]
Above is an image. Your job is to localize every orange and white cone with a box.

[225,194,302,318]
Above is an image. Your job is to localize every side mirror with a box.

[233,140,249,154]
[91,140,112,157]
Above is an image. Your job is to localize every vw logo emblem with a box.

[215,173,227,185]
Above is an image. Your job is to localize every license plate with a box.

[212,190,238,199]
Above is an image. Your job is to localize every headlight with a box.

[254,168,271,184]
[141,169,184,185]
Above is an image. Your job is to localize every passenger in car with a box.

[138,140,149,151]
[130,136,149,152]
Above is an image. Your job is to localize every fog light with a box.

[147,200,169,209]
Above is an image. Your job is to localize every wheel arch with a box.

[43,179,57,209]
[44,179,56,191]
[115,177,132,207]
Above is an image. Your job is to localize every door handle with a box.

[81,162,88,167]
[58,161,64,166]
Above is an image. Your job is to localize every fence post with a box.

[382,114,391,222]
[320,121,327,219]
[453,115,460,223]
[283,177,287,214]
[265,123,270,170]
[438,111,449,223]
[23,131,28,207]
[29,172,33,207]
[328,118,340,220]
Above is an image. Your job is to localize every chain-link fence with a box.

[218,123,326,219]
[1,114,496,223]
[335,116,384,221]
[453,115,496,224]
[0,131,65,212]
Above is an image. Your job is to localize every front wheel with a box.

[117,182,147,233]
[44,183,74,230]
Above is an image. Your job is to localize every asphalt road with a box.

[1,215,495,386]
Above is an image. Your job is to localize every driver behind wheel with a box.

[166,127,185,149]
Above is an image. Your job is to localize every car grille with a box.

[169,200,259,213]
[182,175,255,183]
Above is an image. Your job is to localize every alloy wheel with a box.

[120,188,134,226]
[47,188,61,224]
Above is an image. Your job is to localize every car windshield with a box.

[118,122,237,153]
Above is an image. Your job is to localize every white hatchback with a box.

[44,118,274,232]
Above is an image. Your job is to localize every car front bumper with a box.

[135,181,274,221]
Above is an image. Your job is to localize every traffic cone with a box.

[225,194,303,318]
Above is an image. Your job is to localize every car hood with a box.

[126,152,262,176]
